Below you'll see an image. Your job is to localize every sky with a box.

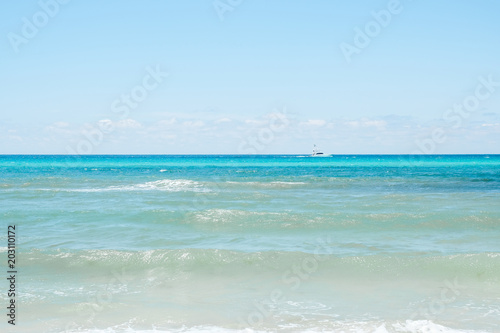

[1,0,499,154]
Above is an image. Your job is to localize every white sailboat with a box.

[311,144,324,156]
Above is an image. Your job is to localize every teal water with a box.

[1,155,499,332]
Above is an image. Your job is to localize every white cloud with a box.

[44,121,73,135]
[182,120,204,128]
[214,117,232,124]
[158,118,177,126]
[360,118,386,128]
[343,118,386,129]
[4,113,500,154]
[304,119,326,126]
[116,119,142,129]
[345,120,359,128]
[53,121,69,128]
[8,135,23,142]
[97,119,113,127]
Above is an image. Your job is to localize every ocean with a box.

[0,154,499,332]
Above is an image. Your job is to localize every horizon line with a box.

[1,153,499,156]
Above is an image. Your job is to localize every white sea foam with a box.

[392,320,489,333]
[117,179,208,192]
[42,179,209,193]
[225,181,306,187]
[192,209,282,225]
[67,320,490,333]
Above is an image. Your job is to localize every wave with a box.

[182,208,500,231]
[10,249,499,332]
[186,209,287,227]
[36,179,210,193]
[16,249,500,281]
[224,181,307,188]
[62,320,490,333]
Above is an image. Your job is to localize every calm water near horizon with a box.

[1,154,499,332]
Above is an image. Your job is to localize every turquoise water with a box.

[1,155,499,332]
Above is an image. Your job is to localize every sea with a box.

[0,154,499,333]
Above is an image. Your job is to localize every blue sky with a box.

[1,0,499,154]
